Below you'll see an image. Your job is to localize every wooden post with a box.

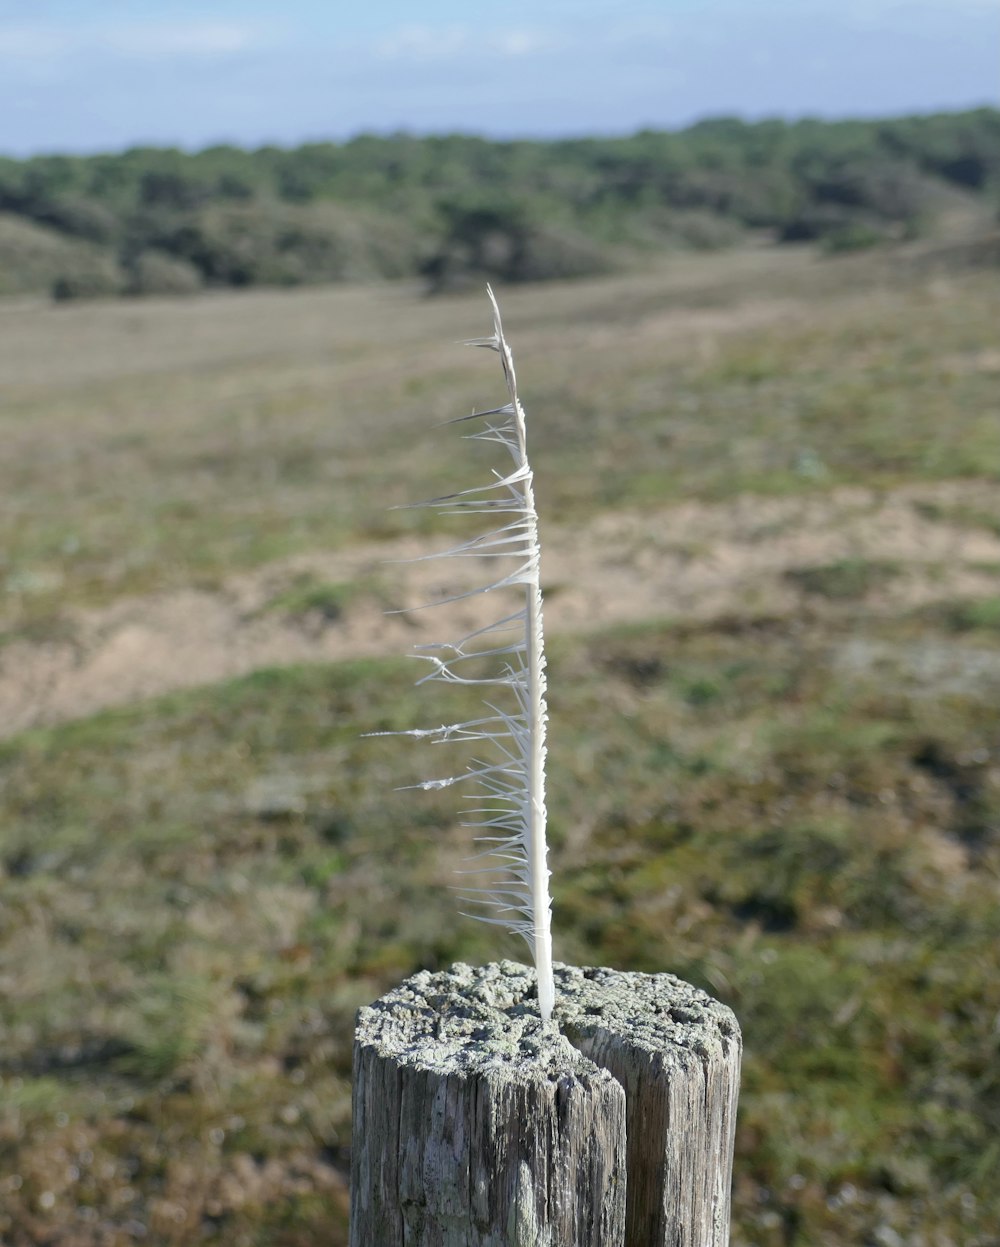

[350,961,741,1247]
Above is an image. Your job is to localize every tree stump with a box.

[350,961,741,1247]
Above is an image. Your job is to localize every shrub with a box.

[27,195,120,244]
[141,201,420,288]
[50,254,123,301]
[669,209,744,250]
[821,223,888,253]
[0,213,121,297]
[123,249,203,296]
[423,198,616,291]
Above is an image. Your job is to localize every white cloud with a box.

[375,24,553,63]
[492,29,551,56]
[0,18,270,65]
[376,25,468,61]
[0,25,73,58]
[102,21,262,59]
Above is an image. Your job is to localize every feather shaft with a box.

[393,286,556,1021]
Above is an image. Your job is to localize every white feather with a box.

[378,286,555,1021]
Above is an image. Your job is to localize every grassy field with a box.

[1,233,999,1245]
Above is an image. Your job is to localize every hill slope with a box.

[1,108,997,297]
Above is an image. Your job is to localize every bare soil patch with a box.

[2,480,997,738]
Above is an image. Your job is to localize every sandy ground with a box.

[2,480,998,739]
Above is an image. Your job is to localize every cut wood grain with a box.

[350,961,741,1246]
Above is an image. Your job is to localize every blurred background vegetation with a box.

[0,108,998,299]
[1,103,999,1247]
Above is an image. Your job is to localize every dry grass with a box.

[3,239,997,634]
[1,235,999,1246]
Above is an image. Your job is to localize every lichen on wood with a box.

[350,961,741,1247]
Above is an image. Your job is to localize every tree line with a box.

[0,108,997,299]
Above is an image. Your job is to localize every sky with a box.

[0,0,997,156]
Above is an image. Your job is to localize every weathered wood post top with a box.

[350,960,741,1247]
